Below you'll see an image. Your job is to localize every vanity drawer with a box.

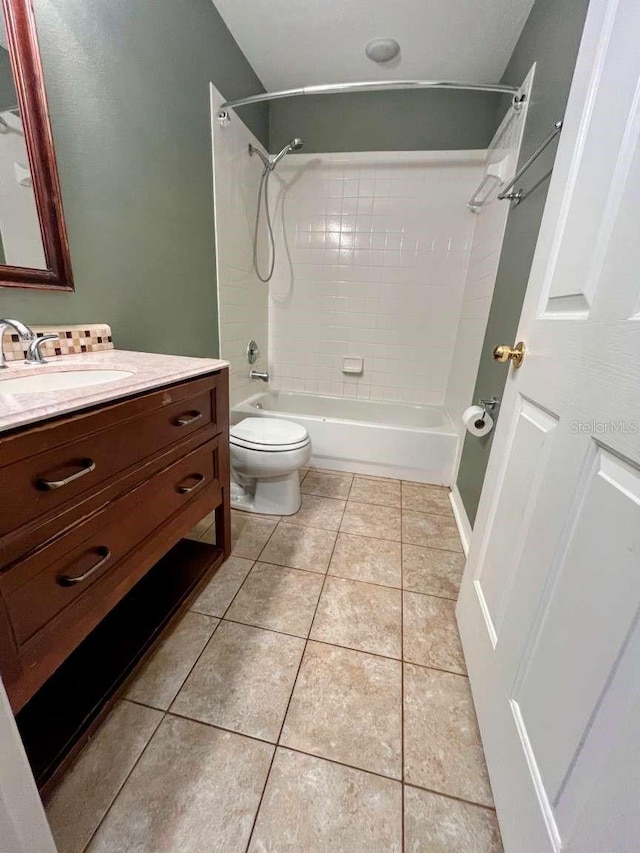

[4,439,220,647]
[0,373,221,542]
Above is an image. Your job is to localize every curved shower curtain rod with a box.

[217,79,523,121]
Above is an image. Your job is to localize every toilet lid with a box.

[230,417,309,448]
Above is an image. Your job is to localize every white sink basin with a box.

[0,369,134,393]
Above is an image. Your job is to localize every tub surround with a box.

[268,150,485,406]
[444,69,533,482]
[211,82,270,407]
[0,349,228,433]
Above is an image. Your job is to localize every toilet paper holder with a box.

[478,396,500,425]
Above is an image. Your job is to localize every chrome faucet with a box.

[25,334,59,365]
[249,369,269,382]
[0,318,35,368]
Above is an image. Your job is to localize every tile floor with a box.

[45,469,503,853]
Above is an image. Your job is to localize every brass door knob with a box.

[493,341,525,368]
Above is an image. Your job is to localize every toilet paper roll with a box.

[462,405,494,437]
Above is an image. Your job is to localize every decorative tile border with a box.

[3,324,113,362]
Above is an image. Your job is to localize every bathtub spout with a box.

[249,369,269,382]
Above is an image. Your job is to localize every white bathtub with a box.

[232,391,458,486]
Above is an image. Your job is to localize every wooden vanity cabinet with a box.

[0,367,230,713]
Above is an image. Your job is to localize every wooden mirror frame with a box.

[1,0,73,290]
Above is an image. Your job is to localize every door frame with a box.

[0,677,56,852]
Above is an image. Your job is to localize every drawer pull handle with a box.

[37,458,96,490]
[174,411,203,427]
[59,546,111,586]
[177,473,205,494]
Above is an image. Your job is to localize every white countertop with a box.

[0,349,228,434]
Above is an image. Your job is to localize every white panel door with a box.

[456,1,640,851]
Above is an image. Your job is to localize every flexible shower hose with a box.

[253,165,276,282]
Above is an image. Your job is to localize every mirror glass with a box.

[0,10,46,270]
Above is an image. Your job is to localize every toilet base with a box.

[231,471,301,516]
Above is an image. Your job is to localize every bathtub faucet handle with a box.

[249,369,269,382]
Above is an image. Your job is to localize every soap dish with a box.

[342,357,364,375]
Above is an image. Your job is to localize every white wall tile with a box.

[445,66,534,465]
[211,85,269,406]
[268,151,485,406]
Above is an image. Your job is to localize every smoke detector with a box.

[365,38,401,64]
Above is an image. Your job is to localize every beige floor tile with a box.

[198,522,217,544]
[259,521,337,573]
[404,786,503,852]
[281,641,402,779]
[232,511,278,558]
[185,510,216,541]
[329,532,402,587]
[249,748,402,852]
[403,544,465,599]
[404,664,493,806]
[299,467,310,482]
[301,470,354,499]
[287,494,346,531]
[311,576,402,658]
[349,475,401,507]
[125,612,219,710]
[340,501,402,541]
[87,715,273,853]
[171,620,304,742]
[190,555,254,617]
[402,510,463,552]
[402,482,453,516]
[403,592,466,674]
[47,700,163,853]
[226,562,324,637]
[356,472,400,481]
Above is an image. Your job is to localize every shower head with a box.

[271,137,304,168]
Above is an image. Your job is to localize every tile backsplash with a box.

[2,324,113,362]
[268,151,485,405]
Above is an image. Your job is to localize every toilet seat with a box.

[230,417,310,453]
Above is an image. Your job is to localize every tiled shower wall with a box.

[211,84,269,406]
[267,152,485,405]
[445,69,533,475]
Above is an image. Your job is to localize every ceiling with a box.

[213,0,535,92]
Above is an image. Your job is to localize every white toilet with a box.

[230,417,311,515]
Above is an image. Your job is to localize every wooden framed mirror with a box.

[0,0,73,290]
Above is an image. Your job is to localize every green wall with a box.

[456,0,592,524]
[269,89,500,153]
[0,0,267,357]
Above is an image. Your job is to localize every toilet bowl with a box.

[230,417,311,515]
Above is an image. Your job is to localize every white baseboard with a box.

[450,485,472,556]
